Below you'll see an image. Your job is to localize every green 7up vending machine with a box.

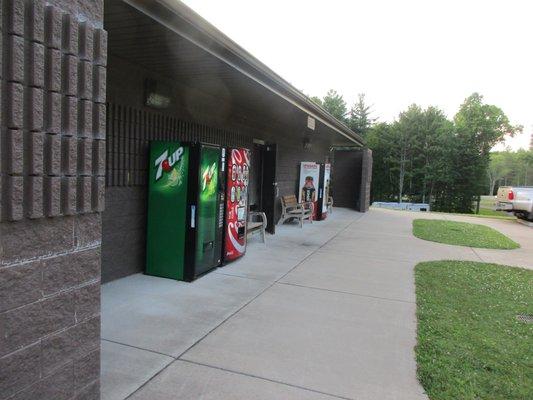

[146,141,226,281]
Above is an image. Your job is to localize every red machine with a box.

[223,148,250,262]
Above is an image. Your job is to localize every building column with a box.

[331,147,372,211]
[0,0,105,399]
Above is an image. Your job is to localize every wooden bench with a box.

[247,211,267,243]
[278,195,312,228]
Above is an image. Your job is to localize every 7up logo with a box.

[201,163,217,191]
[155,147,184,181]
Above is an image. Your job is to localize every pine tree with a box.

[348,93,376,137]
[321,89,348,122]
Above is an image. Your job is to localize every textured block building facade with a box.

[0,0,105,399]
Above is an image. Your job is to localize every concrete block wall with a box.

[332,148,372,212]
[0,0,105,399]
[102,186,146,282]
[0,0,106,221]
[0,215,101,400]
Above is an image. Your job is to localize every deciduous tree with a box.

[451,93,521,211]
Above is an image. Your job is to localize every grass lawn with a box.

[476,208,514,218]
[413,219,519,249]
[479,195,496,208]
[415,260,533,400]
[445,210,515,220]
[475,196,515,218]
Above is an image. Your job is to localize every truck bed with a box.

[496,186,533,220]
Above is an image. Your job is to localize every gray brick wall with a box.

[0,0,104,399]
[359,149,373,212]
[0,216,101,400]
[102,186,147,282]
[102,54,337,281]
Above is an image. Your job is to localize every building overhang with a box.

[114,0,364,146]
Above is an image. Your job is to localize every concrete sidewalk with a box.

[101,208,531,400]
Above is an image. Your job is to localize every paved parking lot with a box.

[101,208,531,400]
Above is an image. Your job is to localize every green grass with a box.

[476,196,515,218]
[413,219,520,249]
[441,210,515,220]
[415,260,533,400]
[476,208,513,218]
[479,195,496,208]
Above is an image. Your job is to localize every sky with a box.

[182,0,532,151]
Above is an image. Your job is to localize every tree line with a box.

[488,150,533,195]
[311,91,522,213]
[311,90,376,137]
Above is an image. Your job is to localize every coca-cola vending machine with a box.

[223,148,250,263]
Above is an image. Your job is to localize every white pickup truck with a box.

[496,186,533,220]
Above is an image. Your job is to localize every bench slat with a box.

[282,195,298,206]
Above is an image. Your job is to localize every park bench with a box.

[247,211,267,243]
[279,195,312,228]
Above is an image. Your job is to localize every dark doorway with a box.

[262,143,277,233]
[249,142,277,234]
[249,143,264,211]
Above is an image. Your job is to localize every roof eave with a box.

[122,0,365,147]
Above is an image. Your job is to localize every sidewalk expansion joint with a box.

[123,357,176,400]
[276,281,416,304]
[179,359,355,400]
[213,271,272,282]
[469,247,484,262]
[314,247,418,264]
[102,338,175,359]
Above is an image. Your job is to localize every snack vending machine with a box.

[223,148,250,262]
[145,141,225,281]
[316,163,331,220]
